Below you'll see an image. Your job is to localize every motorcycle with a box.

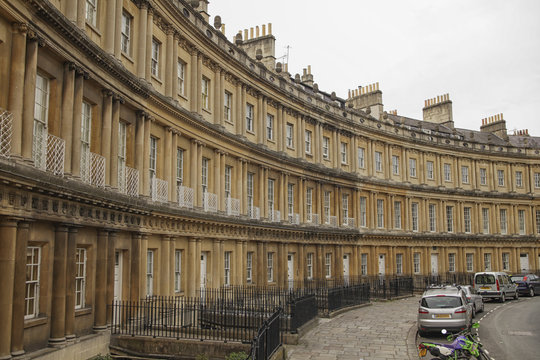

[418,323,491,359]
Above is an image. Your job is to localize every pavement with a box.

[284,295,421,360]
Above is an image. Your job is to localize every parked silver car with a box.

[417,285,473,336]
[461,285,484,317]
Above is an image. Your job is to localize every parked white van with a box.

[473,272,518,302]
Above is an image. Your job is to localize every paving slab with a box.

[285,296,420,360]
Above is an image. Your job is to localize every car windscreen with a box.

[421,296,462,309]
[511,276,524,282]
[475,274,495,284]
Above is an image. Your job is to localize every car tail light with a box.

[524,276,528,281]
[496,279,500,291]
[419,308,429,314]
[455,308,467,314]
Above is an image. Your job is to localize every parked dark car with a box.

[510,274,540,297]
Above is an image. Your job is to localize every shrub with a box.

[226,351,248,360]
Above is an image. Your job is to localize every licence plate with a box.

[480,287,491,290]
[434,314,451,318]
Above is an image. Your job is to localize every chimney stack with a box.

[423,93,453,128]
[346,82,384,119]
[480,113,508,140]
[235,23,276,70]
[301,65,314,86]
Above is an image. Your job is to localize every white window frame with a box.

[359,196,367,227]
[177,60,186,95]
[535,173,540,188]
[342,194,349,224]
[33,73,49,168]
[267,252,274,282]
[376,199,384,228]
[305,130,312,154]
[464,207,471,233]
[149,136,157,194]
[536,210,540,234]
[515,171,523,188]
[306,188,313,222]
[409,158,417,178]
[246,104,254,132]
[224,91,232,121]
[375,151,382,172]
[497,169,505,186]
[518,209,526,234]
[224,165,232,198]
[426,161,434,180]
[286,123,293,148]
[266,114,274,140]
[268,178,275,215]
[413,253,420,274]
[81,101,92,181]
[247,172,254,214]
[174,250,182,292]
[466,253,474,272]
[484,253,492,271]
[361,253,368,276]
[118,122,127,190]
[224,251,231,286]
[287,183,294,217]
[201,77,209,109]
[325,253,332,278]
[446,206,454,233]
[444,163,451,182]
[482,208,490,234]
[324,191,331,224]
[121,10,132,55]
[480,168,487,185]
[461,166,469,184]
[176,148,184,187]
[247,252,253,283]
[75,248,87,309]
[396,254,403,275]
[307,253,314,279]
[146,250,154,296]
[340,142,347,164]
[25,246,41,319]
[411,202,418,232]
[85,0,97,26]
[394,201,401,229]
[392,155,399,175]
[322,136,329,159]
[201,157,208,194]
[151,38,160,77]
[357,147,365,168]
[429,204,436,232]
[500,209,508,234]
[448,253,456,273]
[502,253,510,271]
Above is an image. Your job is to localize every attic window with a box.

[206,30,213,38]
[183,8,190,17]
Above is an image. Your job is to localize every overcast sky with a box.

[208,0,540,136]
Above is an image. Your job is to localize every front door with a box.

[287,253,294,290]
[520,253,529,272]
[200,252,207,290]
[378,254,385,276]
[343,254,350,284]
[431,254,439,275]
[113,251,122,322]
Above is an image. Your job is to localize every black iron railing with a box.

[247,307,282,360]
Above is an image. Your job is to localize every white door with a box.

[287,254,294,290]
[200,252,207,290]
[520,253,529,272]
[343,254,350,284]
[431,254,439,275]
[113,251,122,322]
[378,254,385,276]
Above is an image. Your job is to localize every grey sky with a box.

[208,0,540,135]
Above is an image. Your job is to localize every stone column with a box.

[142,116,151,196]
[130,233,141,301]
[94,230,109,332]
[367,140,373,177]
[165,27,174,98]
[235,81,242,134]
[276,105,283,152]
[171,35,179,99]
[214,149,221,207]
[187,238,197,297]
[171,131,179,202]
[10,220,29,357]
[8,23,28,159]
[49,224,68,346]
[135,111,146,195]
[196,141,203,207]
[164,128,172,201]
[298,178,304,223]
[104,0,116,53]
[114,0,123,58]
[196,53,202,113]
[101,90,113,185]
[64,227,77,342]
[160,236,171,296]
[145,8,154,81]
[258,96,265,145]
[71,70,86,178]
[106,231,117,325]
[110,96,122,188]
[21,33,39,161]
[213,66,221,124]
[137,3,148,78]
[76,0,85,28]
[219,70,225,126]
[236,158,243,213]
[0,218,18,358]
[258,166,264,218]
[240,85,247,136]
[140,235,149,297]
[190,50,199,112]
[60,63,75,174]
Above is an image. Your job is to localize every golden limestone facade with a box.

[0,0,539,358]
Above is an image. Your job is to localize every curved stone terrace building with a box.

[0,0,539,358]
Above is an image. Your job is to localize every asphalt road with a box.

[477,296,540,360]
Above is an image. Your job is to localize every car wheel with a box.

[530,288,535,297]
[500,293,505,303]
